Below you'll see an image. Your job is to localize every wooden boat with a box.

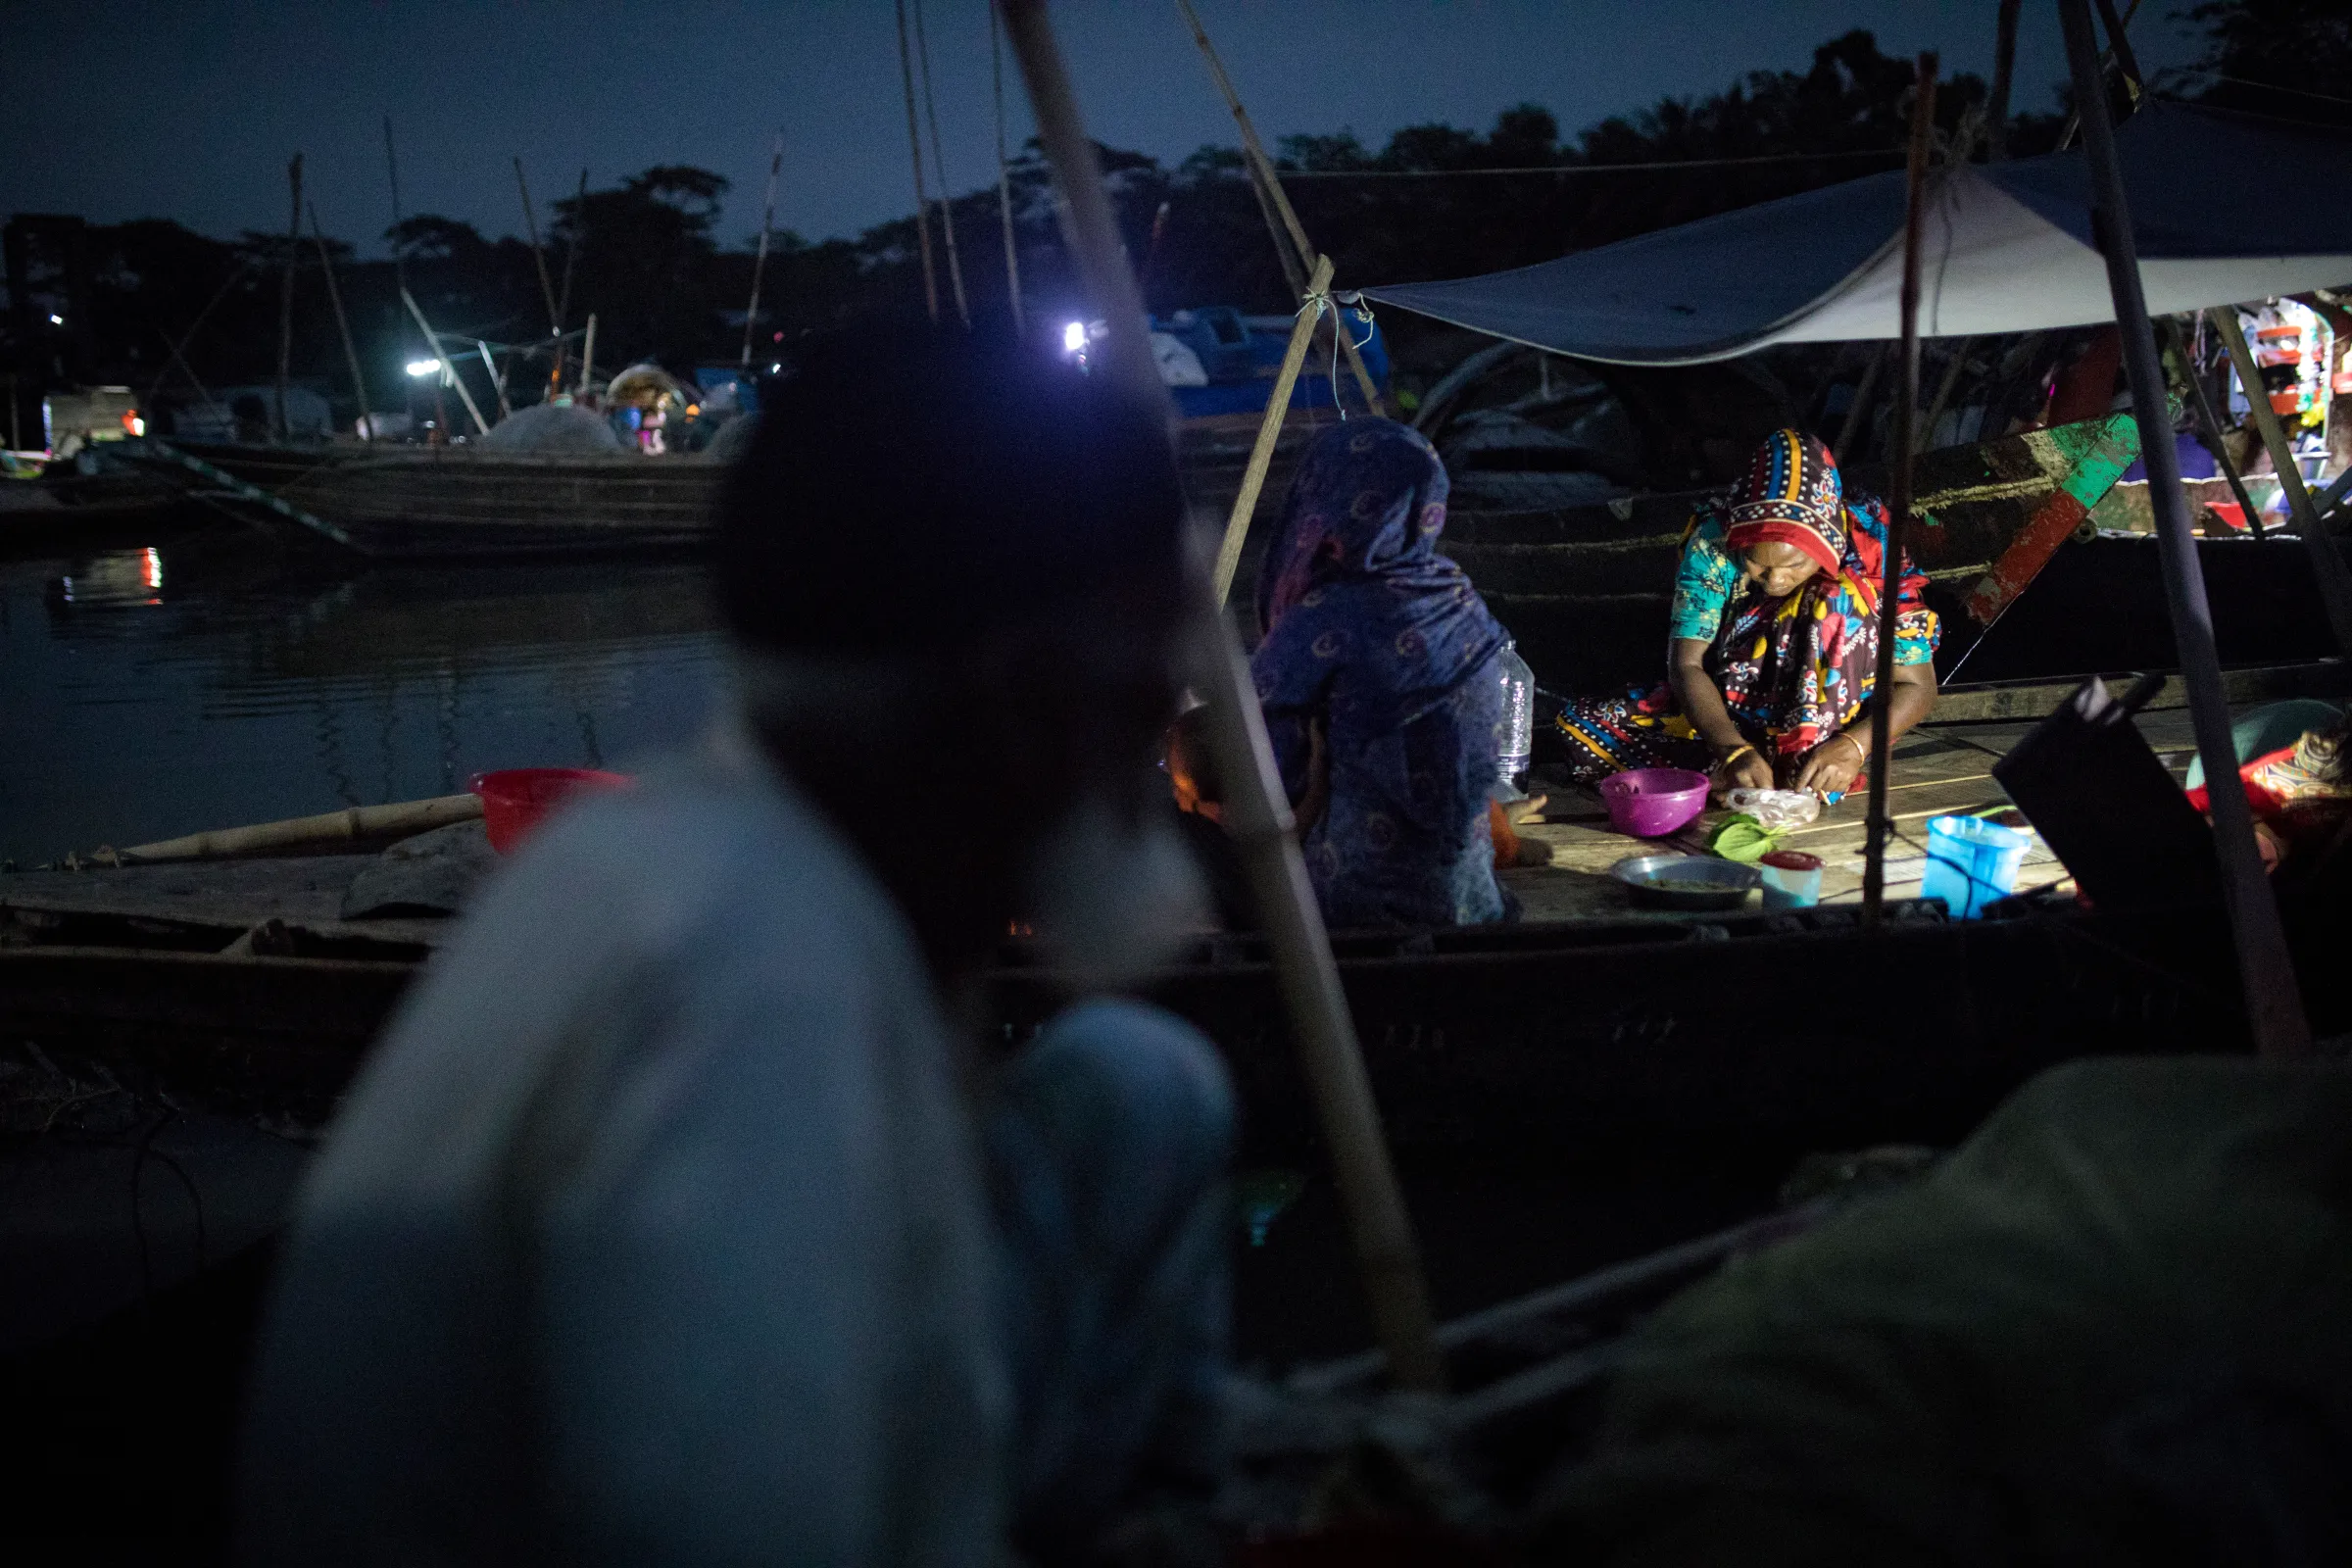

[1,692,2290,1156]
[119,417,1321,562]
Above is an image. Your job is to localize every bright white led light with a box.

[48,314,64,325]
[1062,320,1087,354]
[406,359,440,377]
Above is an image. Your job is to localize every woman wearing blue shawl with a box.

[1250,419,1512,928]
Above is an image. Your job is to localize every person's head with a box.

[1722,428,1848,598]
[1257,417,1449,631]
[718,320,1192,978]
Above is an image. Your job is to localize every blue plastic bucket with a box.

[1920,814,2033,919]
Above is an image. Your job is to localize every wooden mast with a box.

[276,154,302,440]
[307,204,373,442]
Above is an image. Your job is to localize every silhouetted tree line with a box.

[1,7,2330,429]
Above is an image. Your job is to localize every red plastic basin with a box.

[1598,766,1711,838]
[468,767,633,855]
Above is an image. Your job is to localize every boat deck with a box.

[1502,706,2211,921]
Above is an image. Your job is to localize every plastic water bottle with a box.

[1494,644,1534,796]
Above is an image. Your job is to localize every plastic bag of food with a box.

[1724,788,1823,830]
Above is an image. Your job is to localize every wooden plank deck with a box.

[1501,705,2219,923]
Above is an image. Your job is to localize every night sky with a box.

[5,2,2203,257]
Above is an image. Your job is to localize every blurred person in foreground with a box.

[238,326,1235,1566]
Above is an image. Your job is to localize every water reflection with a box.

[55,547,165,607]
[2,535,724,863]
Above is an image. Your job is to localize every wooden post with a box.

[742,134,784,369]
[1213,253,1332,604]
[2060,0,2310,1056]
[579,312,597,400]
[1863,56,1936,925]
[1002,0,1446,1395]
[514,158,563,345]
[1246,155,1308,303]
[399,286,490,435]
[307,204,374,442]
[2161,317,2267,544]
[2209,305,2352,652]
[914,0,971,329]
[277,153,303,441]
[1986,0,2022,162]
[990,0,1026,335]
[895,0,942,323]
[1834,343,1887,465]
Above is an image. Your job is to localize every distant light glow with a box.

[142,548,164,590]
[48,314,64,325]
[406,359,440,377]
[1062,320,1087,354]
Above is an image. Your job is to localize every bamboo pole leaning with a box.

[894,0,943,323]
[743,134,785,368]
[552,169,586,395]
[1212,253,1332,604]
[913,0,971,329]
[1862,55,1936,925]
[2160,317,2268,545]
[990,0,1026,334]
[1171,0,1384,416]
[514,158,564,346]
[2208,305,2352,653]
[307,204,374,442]
[1000,0,1446,1395]
[109,794,481,864]
[2060,0,2310,1057]
[399,287,491,436]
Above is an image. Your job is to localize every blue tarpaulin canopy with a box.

[1364,102,2352,366]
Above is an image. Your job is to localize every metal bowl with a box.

[1611,853,1763,911]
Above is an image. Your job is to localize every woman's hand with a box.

[1792,730,1867,797]
[1713,745,1775,796]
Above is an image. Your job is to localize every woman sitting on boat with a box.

[1555,428,1940,800]
[1250,418,1512,928]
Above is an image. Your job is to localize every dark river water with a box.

[0,528,725,865]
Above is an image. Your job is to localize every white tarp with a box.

[1365,101,2352,366]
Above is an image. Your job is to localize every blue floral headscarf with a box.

[1250,419,1510,928]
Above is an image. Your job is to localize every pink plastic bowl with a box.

[1598,767,1711,838]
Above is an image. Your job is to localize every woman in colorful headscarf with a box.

[1555,428,1939,800]
[1250,418,1512,928]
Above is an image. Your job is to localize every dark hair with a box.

[716,322,1187,654]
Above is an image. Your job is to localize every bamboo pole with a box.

[2060,0,2310,1056]
[895,0,942,323]
[307,204,374,442]
[112,794,481,864]
[579,313,597,400]
[2209,306,2352,652]
[1246,155,1308,303]
[399,286,490,435]
[1862,56,1936,925]
[552,169,586,394]
[2162,317,2267,544]
[1213,253,1332,604]
[990,0,1026,335]
[1833,343,1887,466]
[1171,0,1383,416]
[514,158,562,345]
[1001,0,1445,1395]
[276,153,303,441]
[913,0,971,329]
[742,134,784,368]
